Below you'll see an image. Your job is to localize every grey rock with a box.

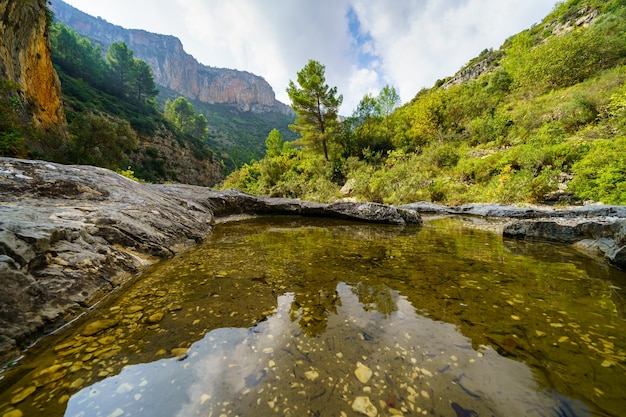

[0,158,421,363]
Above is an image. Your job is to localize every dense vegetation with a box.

[0,21,219,183]
[224,0,626,206]
[156,85,297,173]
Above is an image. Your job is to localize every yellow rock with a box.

[304,370,320,381]
[95,346,121,360]
[171,348,188,360]
[146,312,164,323]
[351,396,377,417]
[98,336,117,345]
[35,364,62,378]
[55,340,77,352]
[69,361,84,372]
[82,319,119,336]
[43,371,67,385]
[10,386,36,405]
[2,409,24,417]
[354,362,373,384]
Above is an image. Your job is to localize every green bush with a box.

[505,13,626,95]
[570,137,626,204]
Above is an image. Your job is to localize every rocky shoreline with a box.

[1,157,626,364]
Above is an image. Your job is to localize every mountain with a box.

[49,0,292,116]
[49,0,296,172]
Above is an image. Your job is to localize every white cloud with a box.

[61,0,558,113]
[352,0,558,102]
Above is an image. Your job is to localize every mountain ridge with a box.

[49,0,293,116]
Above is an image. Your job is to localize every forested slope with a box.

[224,0,626,206]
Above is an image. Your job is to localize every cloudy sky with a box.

[61,0,558,113]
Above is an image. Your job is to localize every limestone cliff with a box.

[0,0,65,129]
[49,0,293,115]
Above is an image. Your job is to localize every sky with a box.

[61,0,559,113]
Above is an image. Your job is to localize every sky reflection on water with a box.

[2,217,624,417]
[65,283,589,417]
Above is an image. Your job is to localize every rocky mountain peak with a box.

[49,0,293,115]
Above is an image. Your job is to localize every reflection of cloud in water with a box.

[65,285,588,417]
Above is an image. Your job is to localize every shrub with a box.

[570,137,626,204]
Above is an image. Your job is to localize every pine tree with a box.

[286,60,342,161]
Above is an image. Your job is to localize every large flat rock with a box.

[0,158,421,362]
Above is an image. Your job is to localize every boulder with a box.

[502,218,626,269]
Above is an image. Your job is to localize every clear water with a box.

[1,217,625,417]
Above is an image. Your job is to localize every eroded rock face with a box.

[0,0,65,129]
[0,158,421,363]
[0,158,215,362]
[502,218,626,269]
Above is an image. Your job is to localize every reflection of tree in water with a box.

[288,281,400,336]
[289,286,340,336]
[352,282,399,316]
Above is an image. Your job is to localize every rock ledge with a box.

[0,158,420,362]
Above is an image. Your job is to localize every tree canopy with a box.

[164,96,208,140]
[286,60,343,161]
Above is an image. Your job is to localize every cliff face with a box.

[0,0,65,129]
[49,0,292,115]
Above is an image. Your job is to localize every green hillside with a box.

[224,0,626,206]
[155,86,297,173]
[0,22,223,185]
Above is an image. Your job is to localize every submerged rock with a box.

[81,319,119,336]
[352,396,378,417]
[354,362,373,384]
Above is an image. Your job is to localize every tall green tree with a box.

[165,96,194,132]
[106,42,135,96]
[164,96,208,140]
[377,85,400,119]
[265,128,285,157]
[132,59,158,103]
[377,85,400,141]
[286,60,343,161]
[191,113,208,140]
